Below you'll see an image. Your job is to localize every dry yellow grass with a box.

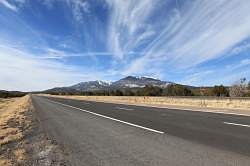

[14,149,27,162]
[0,95,31,165]
[0,158,12,166]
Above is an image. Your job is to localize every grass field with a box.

[0,96,32,165]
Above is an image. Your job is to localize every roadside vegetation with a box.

[229,78,250,97]
[46,78,250,97]
[0,96,31,165]
[0,95,68,165]
[0,91,26,98]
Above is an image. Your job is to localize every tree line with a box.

[193,78,250,97]
[0,91,27,98]
[48,84,194,96]
[48,78,250,97]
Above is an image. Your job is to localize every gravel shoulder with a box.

[0,95,68,166]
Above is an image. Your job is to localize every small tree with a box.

[229,78,248,97]
[244,81,250,97]
[163,84,193,96]
[140,85,163,96]
[115,89,124,96]
[211,85,229,97]
[124,89,135,96]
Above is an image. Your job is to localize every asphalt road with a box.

[32,95,250,166]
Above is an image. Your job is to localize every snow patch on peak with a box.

[124,84,144,88]
[97,80,102,85]
[139,75,160,80]
[96,80,113,85]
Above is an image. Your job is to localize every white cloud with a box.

[2,0,250,89]
[0,45,102,91]
[241,59,250,66]
[122,57,148,75]
[225,58,250,70]
[106,0,159,59]
[40,0,90,21]
[42,48,112,59]
[116,0,250,74]
[47,48,66,57]
[68,0,90,22]
[228,42,250,56]
[181,70,215,86]
[41,0,54,8]
[180,58,250,86]
[0,0,25,11]
[0,0,17,11]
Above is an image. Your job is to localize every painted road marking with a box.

[47,99,164,134]
[223,122,250,128]
[116,107,134,111]
[76,100,250,117]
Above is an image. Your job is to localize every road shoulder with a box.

[0,95,68,166]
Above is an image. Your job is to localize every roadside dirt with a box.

[0,96,69,166]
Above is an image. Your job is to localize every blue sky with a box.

[1,0,250,91]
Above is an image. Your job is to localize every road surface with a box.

[32,95,250,166]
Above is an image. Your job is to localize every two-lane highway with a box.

[32,95,250,166]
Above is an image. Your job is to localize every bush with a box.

[0,91,26,98]
[163,84,193,96]
[123,89,135,96]
[229,78,248,97]
[211,85,229,97]
[138,85,163,96]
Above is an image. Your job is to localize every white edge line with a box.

[40,96,250,117]
[194,110,250,117]
[116,107,134,111]
[223,122,250,128]
[46,98,164,134]
[85,100,250,117]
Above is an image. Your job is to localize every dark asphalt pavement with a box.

[32,95,250,166]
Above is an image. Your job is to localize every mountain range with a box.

[44,76,174,93]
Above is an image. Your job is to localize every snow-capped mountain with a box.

[112,76,172,88]
[44,76,174,92]
[70,80,112,91]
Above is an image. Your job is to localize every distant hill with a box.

[43,76,176,93]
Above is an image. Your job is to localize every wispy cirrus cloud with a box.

[225,58,250,71]
[1,0,250,91]
[40,48,112,59]
[228,42,250,56]
[105,0,159,59]
[0,0,25,11]
[119,0,250,74]
[41,0,90,22]
[69,0,90,22]
[0,0,17,11]
[181,58,250,86]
